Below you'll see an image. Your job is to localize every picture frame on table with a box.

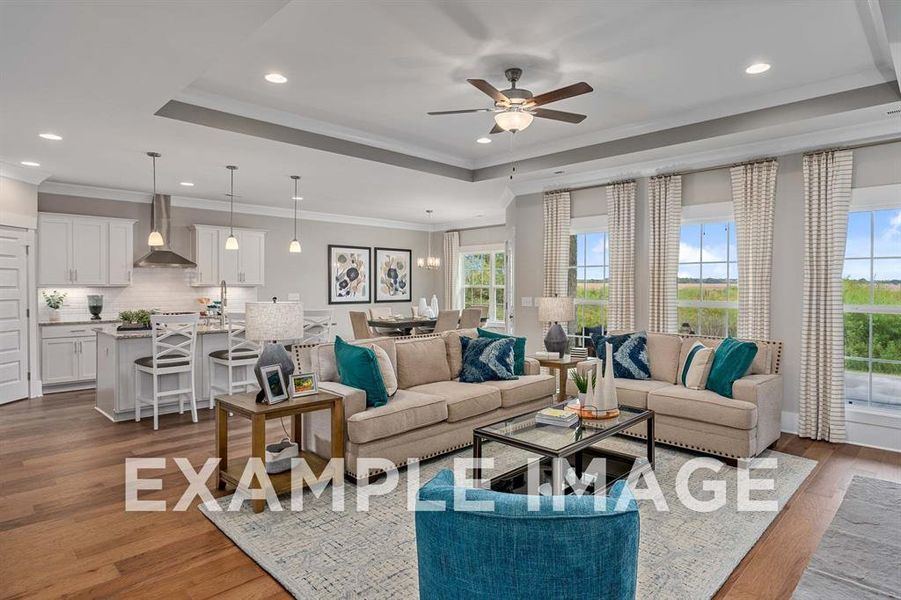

[328,244,371,304]
[260,364,289,405]
[291,372,319,397]
[374,247,412,303]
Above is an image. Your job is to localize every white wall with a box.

[509,141,901,446]
[0,176,38,229]
[37,193,440,338]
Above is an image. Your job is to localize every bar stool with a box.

[135,314,199,430]
[208,312,259,408]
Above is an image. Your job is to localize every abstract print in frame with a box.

[374,247,412,303]
[328,245,371,304]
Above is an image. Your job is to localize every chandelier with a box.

[417,209,440,270]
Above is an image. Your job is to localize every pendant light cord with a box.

[229,167,235,234]
[293,177,298,239]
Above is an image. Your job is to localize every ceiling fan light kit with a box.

[427,67,592,136]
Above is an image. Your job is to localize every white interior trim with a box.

[38,181,433,231]
[781,409,901,452]
[460,242,506,254]
[571,214,609,233]
[1,163,51,185]
[682,201,734,224]
[851,182,901,211]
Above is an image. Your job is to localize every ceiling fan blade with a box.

[532,107,587,123]
[467,79,509,104]
[489,123,504,134]
[427,108,494,115]
[527,82,593,107]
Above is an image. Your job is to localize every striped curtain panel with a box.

[799,149,853,443]
[607,181,636,331]
[648,175,682,333]
[443,231,460,310]
[543,190,571,332]
[731,160,778,339]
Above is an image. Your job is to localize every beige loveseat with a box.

[293,329,556,481]
[567,332,784,460]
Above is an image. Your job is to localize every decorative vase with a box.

[418,297,429,318]
[601,342,618,411]
[88,295,104,320]
[49,308,60,322]
[430,295,439,319]
[577,392,587,405]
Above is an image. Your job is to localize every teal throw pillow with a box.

[705,337,758,398]
[459,336,518,383]
[477,328,526,375]
[334,336,389,407]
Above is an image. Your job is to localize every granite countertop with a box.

[40,318,121,326]
[96,325,230,340]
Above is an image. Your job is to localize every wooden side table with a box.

[528,355,582,403]
[215,390,344,513]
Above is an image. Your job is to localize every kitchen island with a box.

[94,325,255,422]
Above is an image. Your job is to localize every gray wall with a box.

[38,193,439,338]
[510,140,901,417]
[1,176,38,229]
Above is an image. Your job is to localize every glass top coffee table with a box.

[472,403,655,496]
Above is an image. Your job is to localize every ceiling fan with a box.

[427,67,593,134]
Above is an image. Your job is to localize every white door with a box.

[41,338,78,384]
[194,228,219,286]
[77,336,97,380]
[0,227,30,403]
[37,214,72,285]
[71,218,108,285]
[219,230,241,284]
[108,221,133,285]
[238,230,265,285]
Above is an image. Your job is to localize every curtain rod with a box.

[558,136,901,194]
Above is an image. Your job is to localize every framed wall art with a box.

[374,247,412,303]
[328,244,371,304]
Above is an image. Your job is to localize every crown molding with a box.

[1,162,51,185]
[38,181,433,231]
[434,213,506,232]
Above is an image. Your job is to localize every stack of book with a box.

[535,407,579,427]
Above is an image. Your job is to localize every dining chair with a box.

[432,310,460,333]
[134,313,199,430]
[459,308,482,329]
[208,312,259,408]
[349,311,375,340]
[369,306,401,335]
[303,308,334,344]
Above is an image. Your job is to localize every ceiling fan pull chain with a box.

[509,131,516,180]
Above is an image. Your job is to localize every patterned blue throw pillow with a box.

[459,336,518,383]
[607,331,651,380]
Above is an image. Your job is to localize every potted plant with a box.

[118,309,152,330]
[569,369,597,404]
[42,290,67,322]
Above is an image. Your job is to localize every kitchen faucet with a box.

[219,279,227,327]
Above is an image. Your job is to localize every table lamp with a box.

[537,295,575,357]
[245,300,304,403]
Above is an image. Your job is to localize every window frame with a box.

[676,218,739,338]
[458,243,506,327]
[568,229,609,347]
[842,207,901,411]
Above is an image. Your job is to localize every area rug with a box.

[793,475,901,599]
[201,438,816,599]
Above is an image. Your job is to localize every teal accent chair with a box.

[415,469,640,600]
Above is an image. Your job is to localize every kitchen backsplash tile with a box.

[38,268,258,321]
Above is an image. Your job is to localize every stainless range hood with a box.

[134,194,197,268]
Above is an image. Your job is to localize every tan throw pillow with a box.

[366,343,398,396]
[679,341,715,390]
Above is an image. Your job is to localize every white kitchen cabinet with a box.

[108,220,134,285]
[40,323,115,387]
[41,338,79,384]
[191,225,266,287]
[78,336,97,380]
[37,213,136,286]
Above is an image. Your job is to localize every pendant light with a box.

[417,209,440,270]
[146,152,164,247]
[224,165,239,250]
[288,175,302,253]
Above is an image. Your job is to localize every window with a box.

[677,221,738,337]
[843,208,901,410]
[460,246,506,325]
[568,231,608,346]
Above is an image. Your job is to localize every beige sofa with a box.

[293,329,556,481]
[567,333,784,460]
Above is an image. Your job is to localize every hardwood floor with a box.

[1,390,899,599]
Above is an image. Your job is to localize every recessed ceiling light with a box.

[745,63,771,75]
[179,181,194,187]
[476,137,492,144]
[292,196,303,201]
[21,161,40,167]
[265,73,287,84]
[39,132,62,141]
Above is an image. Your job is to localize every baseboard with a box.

[781,410,901,452]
